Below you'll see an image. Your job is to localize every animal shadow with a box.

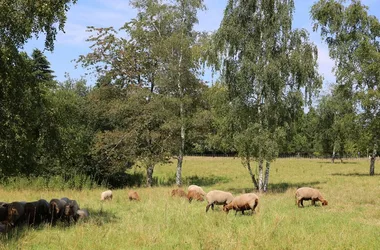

[86,208,118,226]
[331,172,380,177]
[227,181,325,194]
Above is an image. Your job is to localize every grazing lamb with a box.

[188,185,206,197]
[295,187,328,207]
[49,198,67,225]
[205,190,234,212]
[76,209,89,221]
[101,190,113,201]
[187,190,205,203]
[223,193,259,215]
[128,190,140,201]
[171,188,187,198]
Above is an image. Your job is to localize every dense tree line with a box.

[0,0,379,189]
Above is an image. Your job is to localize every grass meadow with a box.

[1,157,380,249]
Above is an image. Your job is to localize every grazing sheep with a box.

[101,190,113,201]
[0,203,8,223]
[187,190,205,203]
[63,199,80,223]
[76,209,89,221]
[128,190,140,201]
[188,185,206,197]
[24,199,50,226]
[223,193,259,215]
[205,190,234,212]
[0,223,7,233]
[4,201,27,226]
[171,188,187,198]
[295,187,328,207]
[49,198,67,225]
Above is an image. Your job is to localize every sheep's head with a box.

[322,200,328,206]
[222,205,230,213]
[64,204,72,216]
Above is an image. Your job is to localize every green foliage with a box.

[0,0,77,50]
[312,0,380,172]
[213,0,322,189]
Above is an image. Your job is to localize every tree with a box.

[214,0,322,191]
[31,49,55,82]
[311,0,380,175]
[78,0,207,187]
[0,1,77,177]
[153,0,206,186]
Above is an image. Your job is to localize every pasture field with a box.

[1,157,380,250]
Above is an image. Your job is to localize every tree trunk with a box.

[263,161,270,192]
[332,145,336,163]
[176,121,184,186]
[246,160,259,190]
[258,159,264,192]
[370,148,376,176]
[146,165,154,187]
[175,28,184,187]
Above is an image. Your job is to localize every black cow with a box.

[25,199,50,226]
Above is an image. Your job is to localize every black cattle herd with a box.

[0,197,89,234]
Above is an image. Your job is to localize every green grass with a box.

[1,157,380,249]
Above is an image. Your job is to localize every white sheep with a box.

[205,190,234,212]
[223,193,259,215]
[295,187,328,207]
[101,190,113,201]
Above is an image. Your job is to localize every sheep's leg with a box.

[252,200,258,212]
[241,210,244,215]
[206,204,211,213]
[311,199,316,206]
[211,204,214,211]
[297,199,301,207]
[300,199,304,207]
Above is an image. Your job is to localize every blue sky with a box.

[23,0,379,91]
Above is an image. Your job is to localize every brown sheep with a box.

[187,190,204,203]
[205,190,234,212]
[188,185,206,197]
[128,190,140,201]
[223,193,259,215]
[171,188,187,198]
[295,187,328,207]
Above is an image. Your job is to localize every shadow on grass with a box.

[331,172,380,177]
[87,208,118,226]
[154,175,230,187]
[317,161,359,165]
[227,181,325,194]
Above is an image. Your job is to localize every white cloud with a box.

[56,23,89,45]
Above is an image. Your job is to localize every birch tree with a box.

[311,0,380,175]
[214,0,322,191]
